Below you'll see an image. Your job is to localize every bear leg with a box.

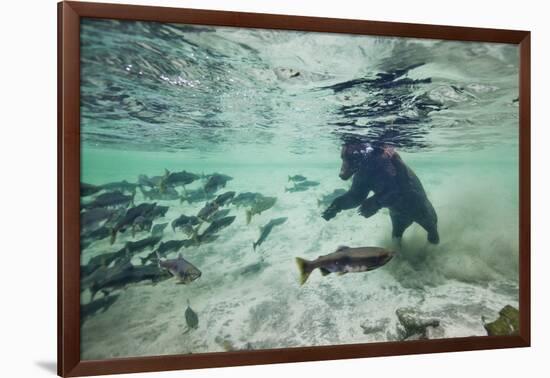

[390,210,413,243]
[415,203,439,244]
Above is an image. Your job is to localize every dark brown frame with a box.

[58,1,531,376]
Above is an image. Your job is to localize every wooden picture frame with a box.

[58,1,530,376]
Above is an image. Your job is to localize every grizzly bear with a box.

[322,143,439,244]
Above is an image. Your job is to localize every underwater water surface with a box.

[79,19,519,359]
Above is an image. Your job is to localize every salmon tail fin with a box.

[138,185,147,198]
[252,241,257,251]
[191,227,201,244]
[295,257,312,285]
[109,228,117,245]
[246,209,252,225]
[155,251,162,268]
[130,190,136,206]
[158,169,169,193]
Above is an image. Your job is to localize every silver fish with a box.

[158,253,202,284]
[253,217,287,250]
[295,246,395,285]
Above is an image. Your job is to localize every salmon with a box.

[295,245,395,285]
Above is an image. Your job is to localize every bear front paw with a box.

[358,200,379,218]
[322,206,337,221]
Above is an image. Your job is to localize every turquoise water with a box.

[79,19,519,359]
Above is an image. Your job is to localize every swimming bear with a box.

[322,143,439,244]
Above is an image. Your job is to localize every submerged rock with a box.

[483,305,519,336]
[395,307,441,340]
[360,318,401,341]
[360,318,391,335]
[214,336,246,352]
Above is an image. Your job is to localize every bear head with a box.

[339,143,375,180]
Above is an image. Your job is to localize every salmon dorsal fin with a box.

[335,245,350,252]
